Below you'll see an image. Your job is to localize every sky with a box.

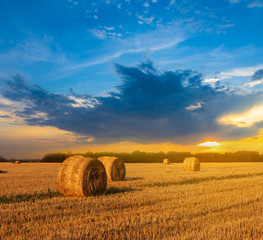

[0,0,263,158]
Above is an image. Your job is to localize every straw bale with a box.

[163,159,170,165]
[58,155,107,197]
[183,157,200,171]
[98,156,126,181]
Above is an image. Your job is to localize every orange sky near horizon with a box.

[1,116,263,158]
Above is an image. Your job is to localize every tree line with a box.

[41,150,263,163]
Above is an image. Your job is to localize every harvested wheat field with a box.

[1,162,263,239]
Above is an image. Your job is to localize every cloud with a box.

[169,0,176,6]
[2,62,263,145]
[137,15,155,24]
[244,79,263,87]
[243,68,263,87]
[247,0,263,8]
[252,69,263,81]
[216,24,235,33]
[0,36,64,64]
[185,102,204,111]
[89,26,123,40]
[72,22,188,69]
[218,104,263,127]
[143,2,150,7]
[203,78,220,83]
[0,97,13,107]
[219,65,263,80]
[89,29,107,39]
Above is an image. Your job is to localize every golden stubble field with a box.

[1,162,263,239]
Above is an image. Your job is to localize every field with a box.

[1,162,263,239]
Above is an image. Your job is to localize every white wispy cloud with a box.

[219,65,263,79]
[137,15,155,24]
[186,102,204,111]
[244,79,263,87]
[169,0,176,6]
[143,2,150,7]
[71,22,188,69]
[68,0,79,6]
[90,26,123,40]
[104,26,115,31]
[89,29,107,39]
[203,78,220,83]
[68,48,146,69]
[0,36,65,67]
[68,95,99,108]
[217,24,235,30]
[247,0,263,8]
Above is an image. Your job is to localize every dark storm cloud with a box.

[0,115,11,119]
[252,69,263,81]
[1,62,263,144]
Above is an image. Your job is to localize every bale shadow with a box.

[124,177,144,181]
[143,172,263,188]
[0,170,8,174]
[105,187,141,195]
[0,190,62,204]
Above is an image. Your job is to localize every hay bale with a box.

[98,156,126,181]
[15,161,21,164]
[163,158,170,165]
[58,155,107,197]
[183,157,200,171]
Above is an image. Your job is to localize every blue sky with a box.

[0,0,263,157]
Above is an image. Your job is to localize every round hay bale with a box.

[163,158,170,165]
[58,155,107,197]
[98,156,126,181]
[183,157,200,171]
[15,161,21,164]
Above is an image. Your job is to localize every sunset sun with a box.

[198,141,222,147]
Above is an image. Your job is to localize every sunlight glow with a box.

[198,141,221,147]
[218,105,263,127]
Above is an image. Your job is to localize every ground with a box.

[1,162,263,239]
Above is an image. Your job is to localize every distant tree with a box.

[41,153,68,163]
[40,150,263,163]
[0,155,6,162]
[167,151,193,163]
